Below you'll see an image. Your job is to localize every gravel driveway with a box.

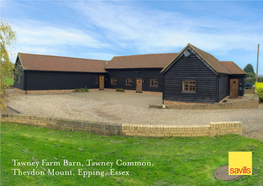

[7,89,263,140]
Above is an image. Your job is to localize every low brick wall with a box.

[15,88,76,94]
[1,114,242,137]
[245,88,255,94]
[122,122,242,137]
[152,95,259,110]
[1,114,122,136]
[104,88,162,95]
[14,88,162,95]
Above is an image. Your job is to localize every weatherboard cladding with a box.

[18,53,108,73]
[163,51,218,103]
[105,69,163,92]
[25,71,105,90]
[14,57,25,90]
[161,43,231,75]
[218,74,229,101]
[14,44,246,100]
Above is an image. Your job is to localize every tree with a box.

[1,20,17,112]
[247,72,255,77]
[243,64,255,77]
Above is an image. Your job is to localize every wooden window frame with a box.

[95,77,98,84]
[17,75,21,83]
[125,78,132,86]
[181,80,196,93]
[150,79,158,87]
[111,78,117,85]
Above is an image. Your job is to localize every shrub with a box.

[245,77,263,85]
[74,87,88,92]
[255,82,263,102]
[84,86,89,92]
[223,100,227,102]
[116,88,125,92]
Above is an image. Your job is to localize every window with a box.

[95,77,98,84]
[125,78,132,86]
[150,79,158,87]
[17,75,21,83]
[111,78,117,85]
[182,81,196,92]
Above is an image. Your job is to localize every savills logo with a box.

[229,166,251,174]
[229,152,252,175]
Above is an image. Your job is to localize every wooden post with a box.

[256,44,259,82]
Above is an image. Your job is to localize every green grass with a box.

[1,123,263,186]
[5,77,14,85]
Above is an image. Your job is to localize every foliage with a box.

[5,77,14,85]
[223,100,227,102]
[247,72,255,77]
[116,88,125,92]
[1,123,263,185]
[255,82,263,102]
[74,87,89,92]
[0,20,17,112]
[245,77,263,85]
[243,64,255,77]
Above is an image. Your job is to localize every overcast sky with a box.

[1,0,262,74]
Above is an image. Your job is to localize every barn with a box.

[13,43,247,104]
[161,43,247,103]
[14,53,108,93]
[105,53,177,93]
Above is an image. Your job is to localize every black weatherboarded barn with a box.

[14,53,108,93]
[161,43,247,103]
[105,53,177,93]
[14,43,247,104]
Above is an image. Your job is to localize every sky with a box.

[1,0,263,75]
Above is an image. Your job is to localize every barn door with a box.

[99,76,104,90]
[136,79,142,93]
[230,79,239,98]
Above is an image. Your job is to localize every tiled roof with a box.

[189,44,231,74]
[105,53,178,69]
[161,43,232,74]
[220,61,247,75]
[18,53,108,73]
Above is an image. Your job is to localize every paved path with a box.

[6,89,263,140]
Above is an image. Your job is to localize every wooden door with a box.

[99,76,104,90]
[136,79,142,93]
[230,79,238,98]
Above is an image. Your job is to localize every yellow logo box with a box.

[229,152,252,175]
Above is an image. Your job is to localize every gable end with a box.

[161,46,218,76]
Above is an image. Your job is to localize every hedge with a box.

[255,82,263,102]
[245,77,263,85]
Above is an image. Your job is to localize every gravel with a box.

[7,89,263,140]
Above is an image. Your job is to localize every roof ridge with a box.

[19,52,108,62]
[113,53,178,58]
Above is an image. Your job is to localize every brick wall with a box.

[122,122,242,137]
[14,88,162,95]
[1,114,242,137]
[15,88,76,94]
[155,95,259,110]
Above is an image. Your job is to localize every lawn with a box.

[5,77,14,85]
[1,123,262,186]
